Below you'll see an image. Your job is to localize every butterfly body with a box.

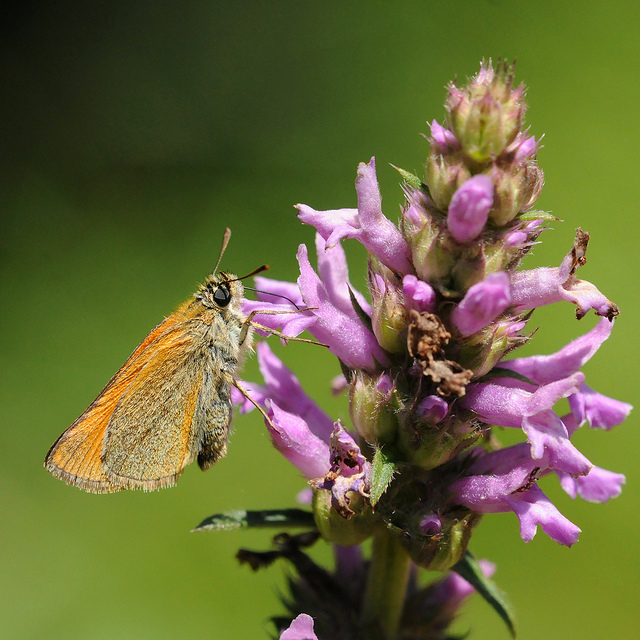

[45,271,252,493]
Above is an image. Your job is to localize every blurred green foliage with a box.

[1,2,638,638]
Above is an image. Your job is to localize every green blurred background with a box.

[1,1,638,638]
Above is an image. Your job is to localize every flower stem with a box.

[360,528,411,639]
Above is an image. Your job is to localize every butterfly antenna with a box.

[212,228,232,276]
[243,286,301,310]
[234,264,270,281]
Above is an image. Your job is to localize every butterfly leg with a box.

[232,378,281,434]
[239,308,327,347]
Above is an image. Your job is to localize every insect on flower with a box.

[44,229,303,493]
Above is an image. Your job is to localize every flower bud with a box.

[416,395,449,424]
[426,152,472,212]
[458,316,529,376]
[398,410,480,470]
[403,510,481,571]
[408,218,457,285]
[419,512,442,536]
[402,275,436,314]
[349,372,400,445]
[452,272,511,337]
[511,132,540,162]
[447,61,525,163]
[429,119,460,154]
[401,195,429,237]
[488,161,545,226]
[450,245,486,292]
[368,260,409,354]
[447,174,494,243]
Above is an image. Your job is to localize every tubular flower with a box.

[229,61,630,639]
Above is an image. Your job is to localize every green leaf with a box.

[192,509,315,533]
[479,366,536,386]
[370,447,398,507]
[452,551,517,638]
[518,209,559,222]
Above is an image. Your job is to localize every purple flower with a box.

[557,463,626,503]
[267,402,331,480]
[568,383,632,430]
[450,444,582,545]
[297,158,413,274]
[296,241,390,372]
[268,403,371,520]
[500,316,613,385]
[447,174,494,243]
[462,373,592,476]
[243,234,388,372]
[310,423,371,519]
[498,317,632,431]
[451,271,511,336]
[554,413,626,503]
[243,344,372,517]
[233,341,334,441]
[510,230,619,320]
[280,614,317,640]
[230,62,630,639]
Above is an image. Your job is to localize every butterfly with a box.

[44,229,289,493]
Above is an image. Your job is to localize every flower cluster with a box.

[234,61,631,639]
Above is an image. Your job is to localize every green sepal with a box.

[313,489,379,546]
[518,209,559,222]
[479,366,536,386]
[192,508,315,532]
[452,551,516,638]
[370,447,399,507]
[391,164,428,192]
[348,285,374,332]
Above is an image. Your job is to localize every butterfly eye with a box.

[213,285,232,307]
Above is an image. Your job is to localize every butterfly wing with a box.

[44,311,209,493]
[101,321,221,490]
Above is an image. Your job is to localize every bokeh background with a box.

[2,2,639,638]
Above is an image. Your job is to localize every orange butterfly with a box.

[45,229,277,493]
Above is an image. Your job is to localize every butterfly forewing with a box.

[44,310,205,493]
[103,321,209,490]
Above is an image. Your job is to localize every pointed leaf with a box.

[370,447,398,507]
[348,285,373,332]
[192,508,315,532]
[452,551,516,638]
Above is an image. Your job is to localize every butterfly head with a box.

[197,272,244,314]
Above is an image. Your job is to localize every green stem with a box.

[360,528,411,639]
